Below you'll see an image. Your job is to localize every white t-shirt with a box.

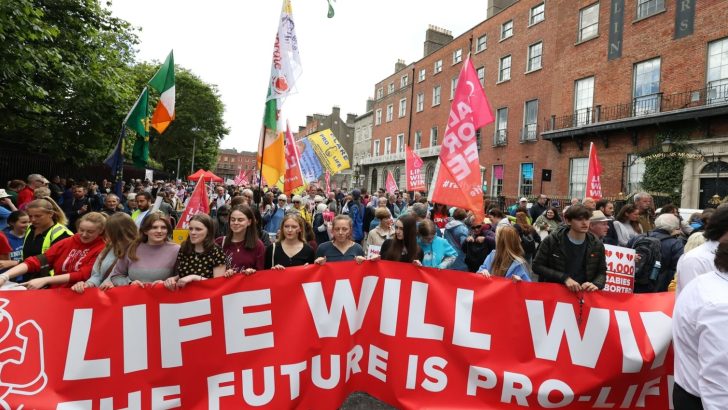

[673,270,728,408]
[676,240,718,297]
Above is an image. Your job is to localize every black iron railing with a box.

[546,82,728,132]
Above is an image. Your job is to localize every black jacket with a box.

[533,226,607,289]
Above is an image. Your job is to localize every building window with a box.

[498,55,511,82]
[416,93,424,112]
[527,42,543,72]
[399,98,407,118]
[223,156,228,162]
[495,108,508,145]
[475,128,482,148]
[430,126,438,146]
[569,158,589,199]
[418,68,426,82]
[385,137,392,154]
[450,76,458,100]
[492,165,504,197]
[530,3,545,25]
[432,85,441,106]
[501,20,513,40]
[477,66,485,87]
[434,59,443,74]
[373,140,380,156]
[476,34,487,52]
[425,164,436,187]
[574,76,595,126]
[633,58,661,115]
[388,83,394,94]
[453,48,462,64]
[401,75,409,88]
[636,0,665,20]
[376,88,383,99]
[520,163,534,197]
[386,104,393,122]
[707,37,728,102]
[627,154,645,194]
[415,131,422,150]
[396,134,404,153]
[522,99,538,141]
[578,3,599,43]
[375,109,382,125]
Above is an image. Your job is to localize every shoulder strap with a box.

[271,243,276,266]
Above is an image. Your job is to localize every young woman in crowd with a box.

[534,207,560,240]
[0,212,106,289]
[165,214,226,290]
[366,208,394,250]
[0,211,30,279]
[417,219,457,269]
[314,215,365,264]
[71,213,138,293]
[312,203,330,246]
[477,225,532,282]
[513,210,540,265]
[430,203,449,230]
[614,204,643,246]
[22,198,72,260]
[380,215,423,264]
[110,212,179,287]
[443,208,470,271]
[265,214,316,269]
[215,205,264,276]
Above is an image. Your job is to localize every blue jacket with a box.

[478,250,532,281]
[349,202,364,242]
[263,206,286,234]
[443,220,470,271]
[417,236,458,269]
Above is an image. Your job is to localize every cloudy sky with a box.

[109,0,488,152]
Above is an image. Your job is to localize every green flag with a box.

[126,87,150,167]
[327,0,335,18]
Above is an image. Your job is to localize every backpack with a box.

[627,235,662,286]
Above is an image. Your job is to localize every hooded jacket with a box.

[444,219,470,271]
[533,225,607,289]
[23,234,105,286]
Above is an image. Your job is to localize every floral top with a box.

[174,245,226,279]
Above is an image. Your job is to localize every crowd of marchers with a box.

[0,173,726,408]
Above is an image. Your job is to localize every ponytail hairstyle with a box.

[99,213,138,261]
[26,198,67,226]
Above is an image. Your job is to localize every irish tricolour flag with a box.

[149,50,175,134]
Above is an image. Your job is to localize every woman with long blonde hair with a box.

[264,213,315,270]
[21,198,72,260]
[477,225,532,281]
[71,213,138,293]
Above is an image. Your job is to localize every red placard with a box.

[0,262,673,409]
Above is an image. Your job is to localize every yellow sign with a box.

[173,229,189,245]
[307,129,350,175]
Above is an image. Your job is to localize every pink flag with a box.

[405,145,426,191]
[585,142,603,200]
[385,170,398,194]
[175,178,210,229]
[429,55,494,220]
[325,171,331,194]
[284,121,305,194]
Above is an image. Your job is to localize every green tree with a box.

[0,0,139,164]
[129,63,229,177]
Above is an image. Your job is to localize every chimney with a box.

[306,115,313,126]
[332,106,341,118]
[423,25,453,57]
[365,98,374,112]
[395,59,407,73]
[298,125,306,135]
[346,113,357,125]
[487,0,517,19]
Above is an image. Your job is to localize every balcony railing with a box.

[358,145,441,165]
[493,129,507,146]
[545,83,728,132]
[520,125,538,142]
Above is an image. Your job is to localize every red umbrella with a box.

[187,169,223,183]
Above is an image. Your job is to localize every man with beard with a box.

[131,192,152,228]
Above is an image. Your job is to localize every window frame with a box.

[416,93,425,112]
[519,163,534,197]
[384,137,392,154]
[492,165,504,197]
[476,34,487,53]
[434,59,443,74]
[388,83,394,94]
[375,109,382,125]
[522,99,539,141]
[498,55,512,83]
[568,157,589,199]
[501,20,513,40]
[432,85,441,106]
[373,140,381,156]
[399,97,407,118]
[386,104,393,122]
[430,126,438,147]
[494,107,508,145]
[529,3,545,26]
[527,41,543,72]
[636,0,665,21]
[450,76,458,100]
[453,48,463,65]
[477,66,486,87]
[574,76,595,126]
[396,134,405,153]
[400,74,409,88]
[415,130,422,150]
[376,87,384,99]
[632,57,662,115]
[578,3,600,43]
[418,68,426,82]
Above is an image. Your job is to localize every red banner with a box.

[430,55,494,221]
[283,121,304,195]
[585,142,603,200]
[0,262,674,409]
[405,145,426,191]
[175,178,210,229]
[385,170,398,194]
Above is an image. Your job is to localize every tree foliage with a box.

[0,0,228,175]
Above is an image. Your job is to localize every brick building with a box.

[363,0,728,208]
[295,106,357,189]
[214,148,257,183]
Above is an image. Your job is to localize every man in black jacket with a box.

[533,204,607,292]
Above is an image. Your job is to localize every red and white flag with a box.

[283,121,304,194]
[429,55,494,220]
[176,178,210,229]
[385,170,398,194]
[405,145,426,191]
[325,171,331,194]
[234,168,247,186]
[585,142,603,200]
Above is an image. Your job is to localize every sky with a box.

[108,0,489,152]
